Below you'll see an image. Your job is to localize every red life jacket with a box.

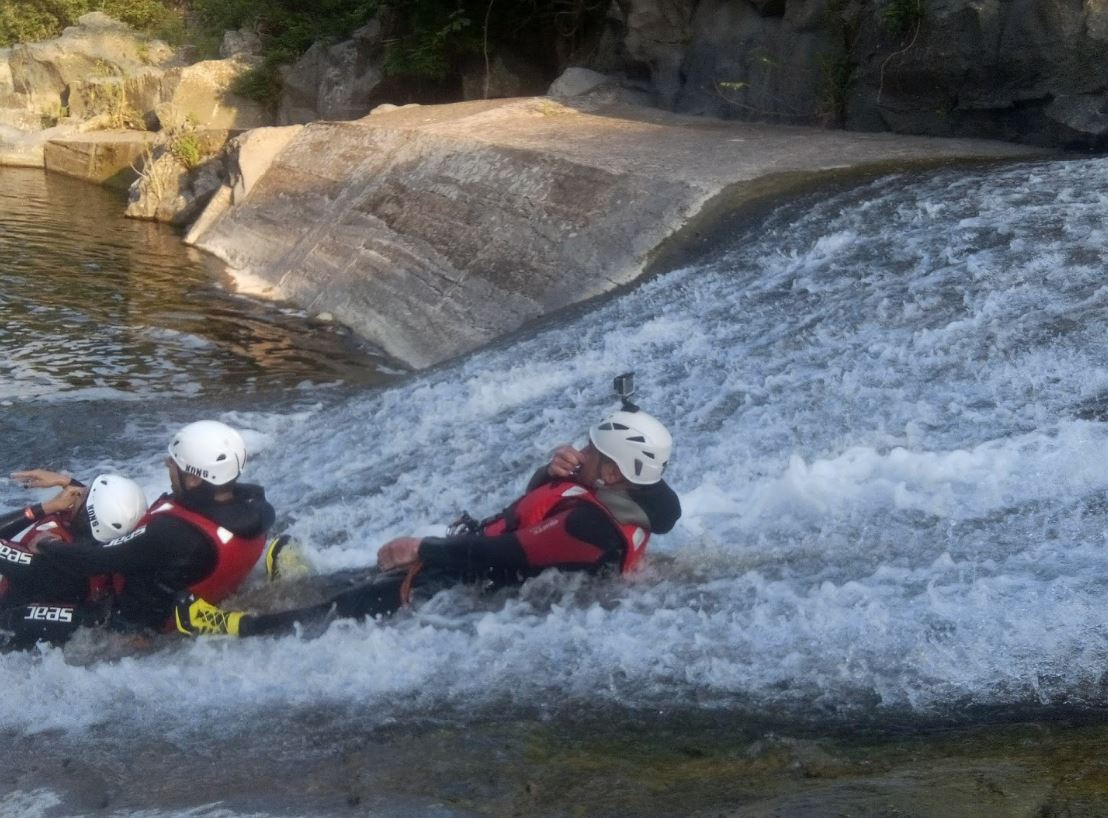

[138,496,267,603]
[9,513,112,602]
[15,513,74,548]
[482,480,650,574]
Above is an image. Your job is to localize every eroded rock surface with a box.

[189,96,1040,369]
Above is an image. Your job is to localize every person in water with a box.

[1,421,275,647]
[174,406,680,637]
[0,470,148,646]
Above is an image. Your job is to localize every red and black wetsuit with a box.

[237,470,681,637]
[0,504,49,542]
[0,484,274,647]
[0,488,109,648]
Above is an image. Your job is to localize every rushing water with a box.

[2,158,1108,815]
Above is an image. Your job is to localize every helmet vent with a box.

[634,460,643,476]
[627,435,646,443]
[613,423,630,430]
[112,522,122,529]
[642,451,656,459]
[216,454,227,461]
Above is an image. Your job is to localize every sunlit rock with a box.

[44,130,158,188]
[188,96,1040,370]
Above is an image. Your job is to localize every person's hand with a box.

[11,469,73,489]
[547,445,585,479]
[41,485,87,516]
[377,537,421,571]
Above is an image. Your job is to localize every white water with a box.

[3,158,1108,741]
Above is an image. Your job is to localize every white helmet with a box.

[168,420,247,486]
[86,474,148,543]
[589,409,673,485]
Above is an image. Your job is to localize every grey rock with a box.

[189,96,1039,371]
[44,130,158,189]
[0,122,77,167]
[613,0,1108,148]
[277,19,387,125]
[126,148,224,224]
[547,67,614,98]
[158,58,271,131]
[676,0,833,124]
[220,28,262,59]
[1046,94,1108,142]
[461,51,548,100]
[619,0,697,107]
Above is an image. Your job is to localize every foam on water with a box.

[2,158,1108,737]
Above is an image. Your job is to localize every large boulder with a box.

[5,12,179,114]
[188,96,1039,370]
[156,58,271,131]
[277,21,387,125]
[675,0,835,124]
[617,0,697,107]
[0,15,271,170]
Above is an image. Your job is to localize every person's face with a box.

[579,443,626,488]
[166,457,183,496]
[577,443,603,486]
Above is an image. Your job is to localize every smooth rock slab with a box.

[190,96,1044,370]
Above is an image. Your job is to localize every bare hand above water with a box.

[11,469,73,489]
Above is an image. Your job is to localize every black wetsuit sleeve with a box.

[631,479,682,534]
[37,516,215,579]
[0,506,42,541]
[418,503,625,580]
[525,467,552,493]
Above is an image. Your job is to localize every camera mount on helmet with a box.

[613,372,639,412]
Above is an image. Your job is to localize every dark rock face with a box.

[612,0,1108,149]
